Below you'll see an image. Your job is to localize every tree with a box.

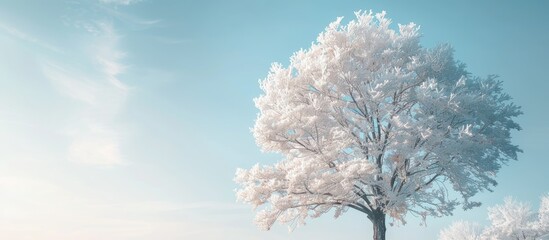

[439,195,549,240]
[235,11,522,240]
[439,221,482,240]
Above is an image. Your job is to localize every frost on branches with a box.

[439,195,549,240]
[235,11,521,240]
[438,221,482,240]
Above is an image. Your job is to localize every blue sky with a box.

[0,0,547,239]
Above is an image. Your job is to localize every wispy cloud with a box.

[0,22,61,52]
[43,21,128,166]
[42,63,101,105]
[93,22,129,91]
[99,5,162,30]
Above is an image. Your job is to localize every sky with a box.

[0,0,548,239]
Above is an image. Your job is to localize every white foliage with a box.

[439,221,482,240]
[439,196,549,240]
[538,195,549,237]
[236,10,521,231]
[482,197,535,239]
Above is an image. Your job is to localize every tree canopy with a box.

[235,11,521,240]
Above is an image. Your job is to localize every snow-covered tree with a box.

[482,197,537,239]
[537,195,549,237]
[235,11,521,240]
[439,195,549,240]
[439,221,482,240]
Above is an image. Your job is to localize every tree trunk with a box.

[371,212,386,240]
